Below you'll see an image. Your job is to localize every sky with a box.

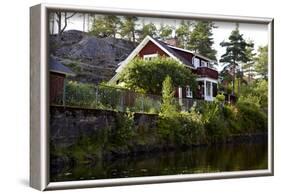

[50,13,268,70]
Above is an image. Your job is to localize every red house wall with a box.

[50,72,65,104]
[195,67,219,79]
[137,41,168,58]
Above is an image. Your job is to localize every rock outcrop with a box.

[50,30,136,83]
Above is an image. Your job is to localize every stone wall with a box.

[50,105,159,148]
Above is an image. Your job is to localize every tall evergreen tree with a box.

[242,40,256,83]
[220,24,253,95]
[137,22,157,41]
[254,45,268,79]
[175,20,191,49]
[120,16,138,44]
[187,21,217,61]
[90,15,121,38]
[158,24,173,40]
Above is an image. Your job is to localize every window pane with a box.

[206,81,211,96]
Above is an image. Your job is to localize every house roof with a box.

[110,35,216,83]
[152,38,194,67]
[49,57,75,76]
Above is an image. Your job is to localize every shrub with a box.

[197,102,230,139]
[236,101,267,133]
[222,105,241,134]
[177,110,206,145]
[119,56,197,95]
[134,95,161,114]
[98,85,122,109]
[215,93,225,103]
[110,112,135,147]
[65,81,98,107]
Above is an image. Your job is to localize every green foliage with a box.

[119,16,138,43]
[255,45,268,79]
[158,76,180,143]
[215,93,225,103]
[134,95,161,114]
[158,24,173,40]
[239,79,268,111]
[176,110,205,145]
[187,21,217,61]
[242,40,256,82]
[197,102,230,139]
[98,84,122,109]
[220,24,254,94]
[175,20,191,49]
[111,112,135,146]
[119,57,197,95]
[138,22,157,41]
[220,24,253,64]
[90,15,121,38]
[65,81,97,107]
[160,76,179,116]
[236,101,267,133]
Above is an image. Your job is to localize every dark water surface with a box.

[51,143,268,182]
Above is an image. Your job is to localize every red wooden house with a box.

[49,57,75,104]
[110,35,219,101]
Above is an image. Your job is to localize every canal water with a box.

[51,143,268,182]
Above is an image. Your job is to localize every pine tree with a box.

[90,15,121,38]
[242,40,256,83]
[255,45,268,79]
[187,21,217,61]
[120,16,138,44]
[175,20,191,49]
[137,22,157,41]
[158,24,173,40]
[220,24,253,95]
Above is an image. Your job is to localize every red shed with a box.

[49,57,75,104]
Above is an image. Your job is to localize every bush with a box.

[177,110,206,145]
[98,85,122,109]
[236,101,267,133]
[65,81,98,107]
[110,112,135,147]
[197,102,230,139]
[134,95,161,114]
[215,93,225,103]
[222,105,241,134]
[119,56,197,95]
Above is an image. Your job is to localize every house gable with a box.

[115,35,184,74]
[138,40,168,58]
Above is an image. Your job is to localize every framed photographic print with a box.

[30,3,274,191]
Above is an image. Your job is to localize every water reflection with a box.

[51,143,268,182]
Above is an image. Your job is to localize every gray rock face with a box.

[50,30,136,83]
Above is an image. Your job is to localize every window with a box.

[212,83,217,97]
[143,53,158,61]
[186,85,193,98]
[193,57,200,68]
[206,81,211,96]
[201,60,208,67]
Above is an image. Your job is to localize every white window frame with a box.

[186,85,193,98]
[201,60,208,67]
[196,77,218,101]
[192,57,200,68]
[206,81,211,97]
[143,53,158,61]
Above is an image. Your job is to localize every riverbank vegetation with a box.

[51,76,267,166]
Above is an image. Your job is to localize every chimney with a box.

[164,37,179,47]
